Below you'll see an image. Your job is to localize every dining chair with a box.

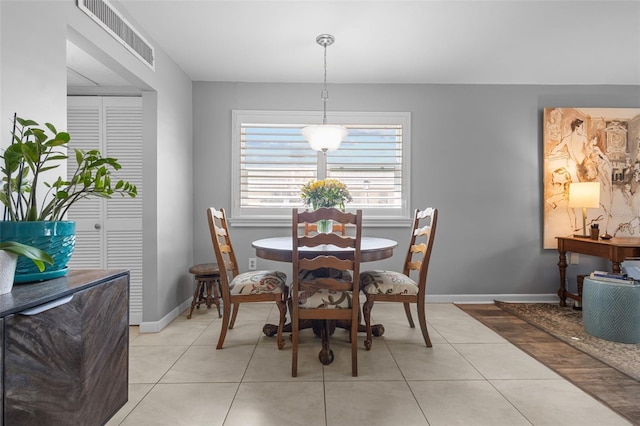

[207,207,288,350]
[291,207,363,377]
[359,207,438,350]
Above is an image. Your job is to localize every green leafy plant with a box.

[0,114,137,221]
[300,178,352,210]
[0,241,53,272]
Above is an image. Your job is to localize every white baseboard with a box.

[138,293,560,333]
[138,297,193,333]
[427,293,559,304]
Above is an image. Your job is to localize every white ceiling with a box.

[68,0,640,87]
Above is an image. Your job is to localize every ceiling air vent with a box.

[77,0,155,70]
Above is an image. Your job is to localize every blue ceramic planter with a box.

[0,221,75,283]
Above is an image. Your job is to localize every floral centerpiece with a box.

[300,178,352,233]
[301,178,352,210]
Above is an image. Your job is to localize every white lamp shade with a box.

[302,124,348,152]
[568,182,601,208]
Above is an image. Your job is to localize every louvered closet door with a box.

[67,96,144,324]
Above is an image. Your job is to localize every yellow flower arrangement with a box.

[300,178,353,210]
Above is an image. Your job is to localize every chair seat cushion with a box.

[298,288,354,309]
[359,270,419,295]
[230,270,287,295]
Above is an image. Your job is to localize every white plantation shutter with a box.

[240,125,317,210]
[105,103,144,219]
[327,124,404,212]
[107,229,142,315]
[232,111,410,221]
[67,96,144,324]
[67,99,105,264]
[104,99,143,322]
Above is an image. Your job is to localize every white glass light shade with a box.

[568,182,600,208]
[302,124,348,152]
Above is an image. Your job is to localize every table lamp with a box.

[569,182,601,238]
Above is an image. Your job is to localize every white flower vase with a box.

[0,251,18,294]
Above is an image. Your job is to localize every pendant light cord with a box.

[301,34,346,154]
[322,41,328,125]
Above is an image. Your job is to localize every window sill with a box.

[230,216,412,228]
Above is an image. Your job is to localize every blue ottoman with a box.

[582,277,640,344]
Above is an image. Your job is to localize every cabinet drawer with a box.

[3,275,129,425]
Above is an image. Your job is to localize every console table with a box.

[556,236,640,306]
[0,269,129,425]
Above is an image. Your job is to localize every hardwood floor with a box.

[457,303,640,426]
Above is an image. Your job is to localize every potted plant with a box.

[0,241,53,293]
[0,113,137,282]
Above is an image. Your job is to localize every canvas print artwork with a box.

[543,107,640,249]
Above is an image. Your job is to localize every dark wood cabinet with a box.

[0,270,129,426]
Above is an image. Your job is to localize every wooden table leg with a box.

[263,320,314,336]
[335,320,385,336]
[318,320,335,365]
[263,323,283,336]
[263,319,385,338]
[558,249,568,307]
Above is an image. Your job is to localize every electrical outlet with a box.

[248,257,257,270]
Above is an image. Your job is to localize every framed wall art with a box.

[543,107,640,249]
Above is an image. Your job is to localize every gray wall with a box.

[1,1,195,329]
[193,82,640,301]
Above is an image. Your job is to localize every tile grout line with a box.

[383,330,431,424]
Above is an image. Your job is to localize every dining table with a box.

[252,236,398,364]
[252,236,397,263]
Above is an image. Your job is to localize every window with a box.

[231,110,411,226]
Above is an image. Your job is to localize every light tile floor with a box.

[107,303,631,426]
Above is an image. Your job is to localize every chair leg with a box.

[403,302,415,328]
[416,300,432,348]
[229,302,240,329]
[276,294,287,350]
[187,281,202,319]
[216,299,231,349]
[351,310,358,377]
[291,309,298,377]
[212,277,222,318]
[363,295,374,351]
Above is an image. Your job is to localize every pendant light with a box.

[302,34,348,152]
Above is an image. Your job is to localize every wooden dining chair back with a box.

[359,207,438,350]
[301,220,350,281]
[291,207,363,377]
[304,222,346,235]
[207,207,288,350]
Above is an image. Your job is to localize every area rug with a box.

[495,301,640,382]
